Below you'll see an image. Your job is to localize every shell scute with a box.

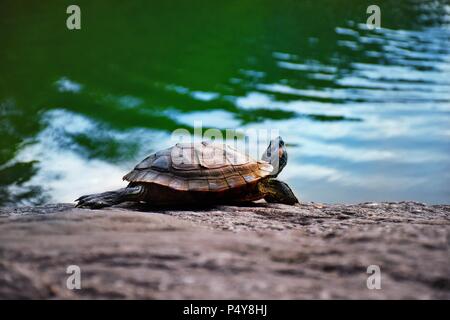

[153,174,171,186]
[188,179,210,191]
[151,155,171,172]
[225,175,246,188]
[171,144,200,170]
[207,178,229,191]
[168,178,189,191]
[241,173,259,183]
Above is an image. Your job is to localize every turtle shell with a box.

[123,141,273,192]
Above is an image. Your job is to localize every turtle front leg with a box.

[260,179,299,205]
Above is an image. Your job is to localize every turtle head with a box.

[261,136,287,177]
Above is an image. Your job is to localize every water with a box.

[1,0,449,206]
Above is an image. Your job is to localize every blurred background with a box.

[0,0,449,206]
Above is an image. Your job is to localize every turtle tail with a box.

[75,186,143,209]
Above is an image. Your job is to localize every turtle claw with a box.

[76,197,111,209]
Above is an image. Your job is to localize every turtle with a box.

[75,136,298,208]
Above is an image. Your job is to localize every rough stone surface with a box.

[0,201,449,299]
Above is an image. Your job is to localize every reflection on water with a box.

[0,0,449,205]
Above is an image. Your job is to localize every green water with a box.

[1,0,449,205]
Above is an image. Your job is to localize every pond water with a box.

[1,0,449,205]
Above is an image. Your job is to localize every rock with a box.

[0,201,449,299]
